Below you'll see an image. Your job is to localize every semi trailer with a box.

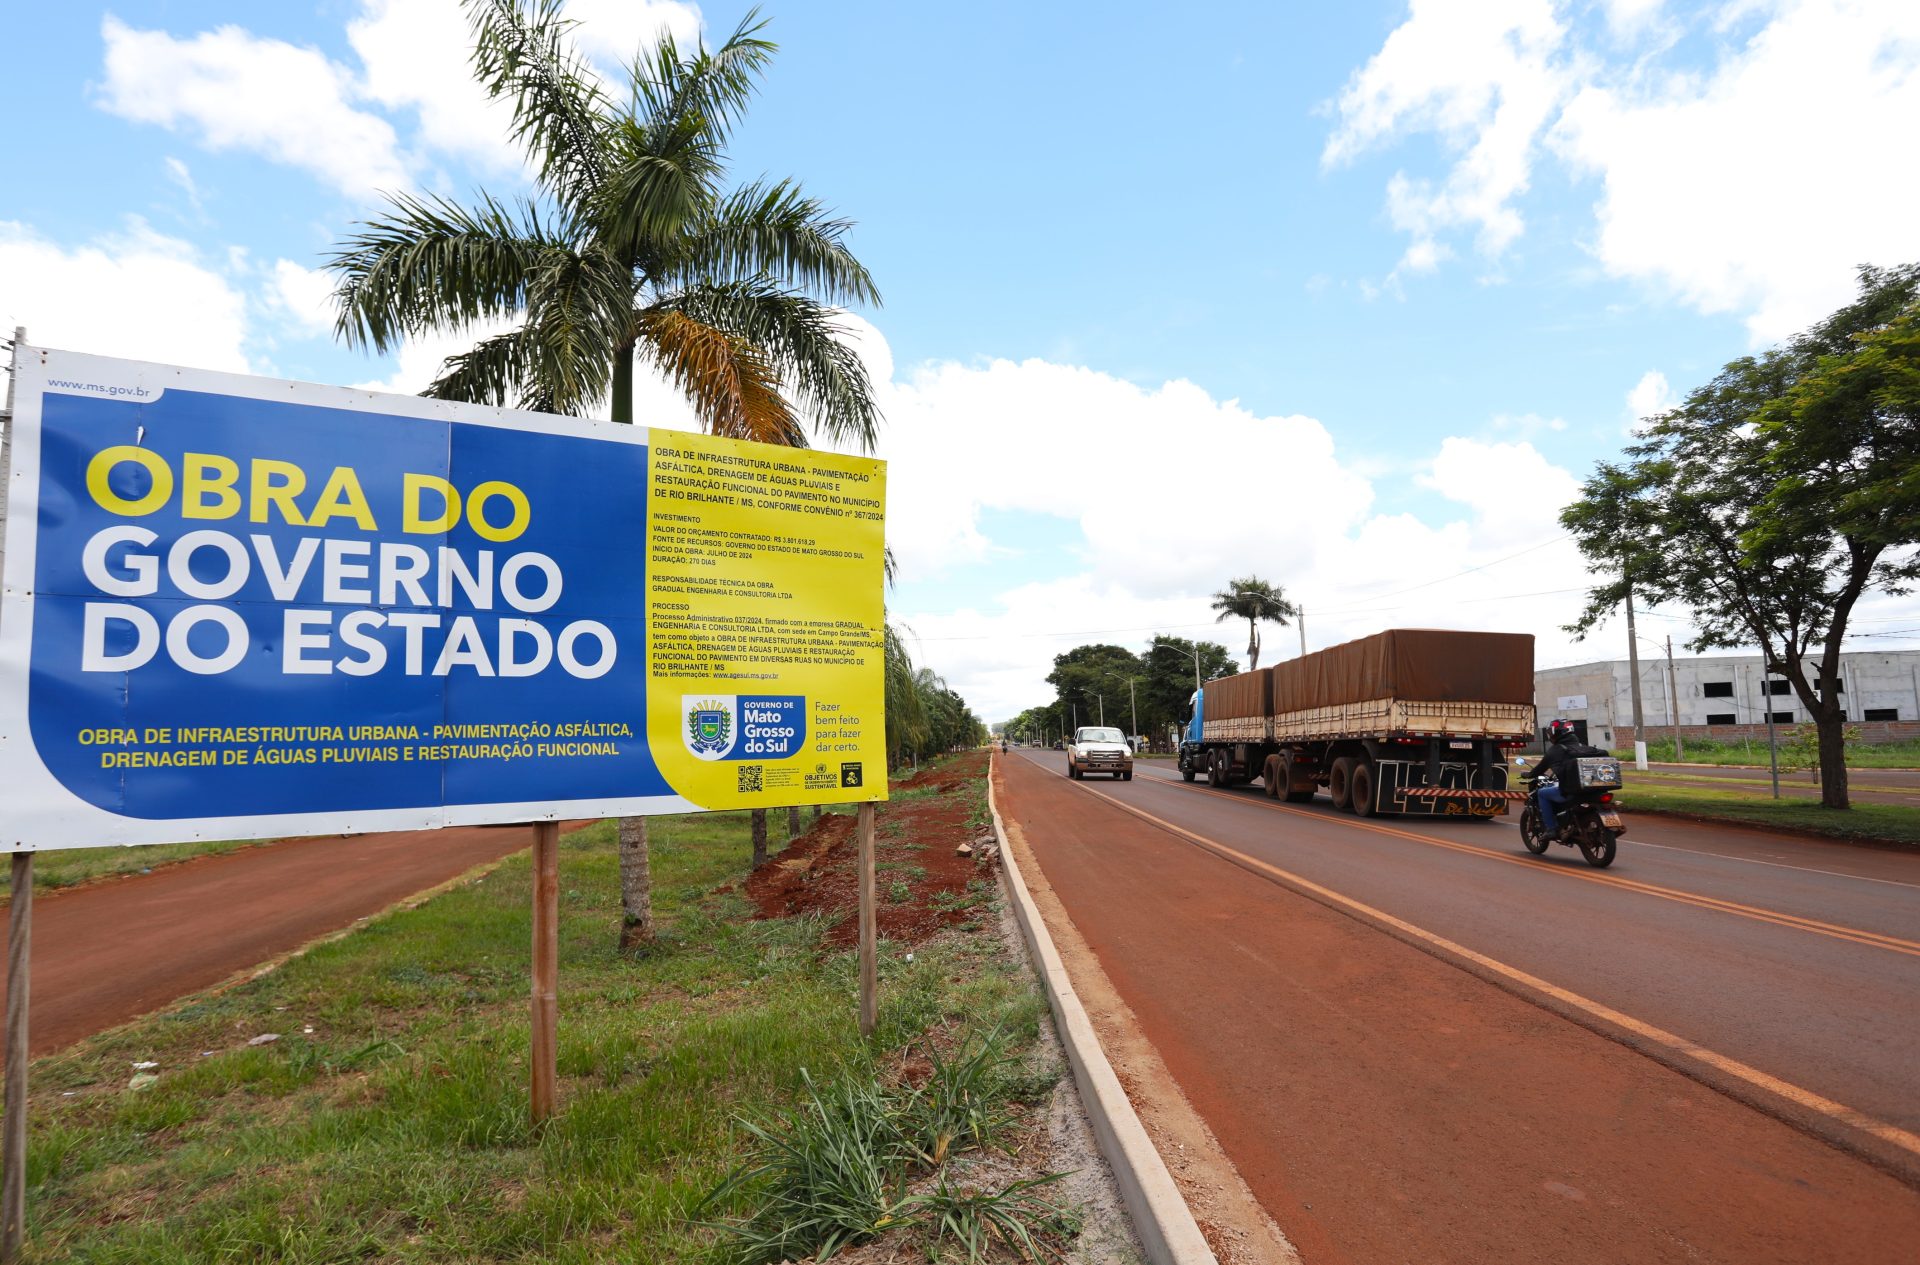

[1177,628,1535,817]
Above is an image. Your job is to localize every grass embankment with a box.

[1622,780,1920,846]
[3,839,272,894]
[1634,735,1920,769]
[20,754,1085,1263]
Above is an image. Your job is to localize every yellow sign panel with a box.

[644,428,888,809]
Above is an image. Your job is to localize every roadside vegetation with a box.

[18,753,1090,1262]
[1620,779,1920,847]
[1633,733,1920,770]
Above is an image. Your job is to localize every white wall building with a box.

[1534,649,1920,748]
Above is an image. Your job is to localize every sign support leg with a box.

[857,802,877,1037]
[2,853,31,1264]
[530,823,559,1125]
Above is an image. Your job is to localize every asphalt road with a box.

[998,747,1920,1263]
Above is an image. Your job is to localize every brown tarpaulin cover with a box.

[1267,629,1535,712]
[1200,666,1274,721]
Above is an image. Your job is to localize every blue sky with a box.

[5,0,1918,719]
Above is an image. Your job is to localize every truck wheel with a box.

[1351,761,1377,817]
[1263,756,1282,798]
[1280,753,1317,803]
[1329,757,1354,811]
[1182,766,1196,782]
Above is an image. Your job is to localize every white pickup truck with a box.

[1066,726,1134,780]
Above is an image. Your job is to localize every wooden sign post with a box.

[530,822,560,1125]
[857,802,877,1036]
[2,852,30,1265]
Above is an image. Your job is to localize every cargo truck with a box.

[1176,629,1535,817]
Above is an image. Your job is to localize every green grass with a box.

[2,838,274,894]
[19,797,1053,1263]
[1633,734,1920,768]
[1622,780,1920,846]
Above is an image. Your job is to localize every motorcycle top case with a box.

[1572,757,1623,791]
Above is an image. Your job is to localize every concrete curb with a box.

[987,761,1218,1265]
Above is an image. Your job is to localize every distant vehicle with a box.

[1066,726,1134,781]
[1177,629,1534,817]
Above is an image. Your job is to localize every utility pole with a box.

[1625,588,1648,770]
[1298,608,1307,658]
[1763,676,1781,798]
[1665,634,1684,761]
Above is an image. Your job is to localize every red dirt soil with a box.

[3,823,580,1055]
[745,752,993,946]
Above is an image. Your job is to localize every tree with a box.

[1563,265,1920,810]
[1045,644,1141,732]
[329,1,882,945]
[1210,577,1297,671]
[1141,635,1237,739]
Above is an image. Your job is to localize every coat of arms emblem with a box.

[683,697,734,758]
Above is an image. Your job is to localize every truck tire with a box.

[1207,750,1226,786]
[1263,756,1282,798]
[1182,766,1196,782]
[1280,753,1317,803]
[1329,757,1354,811]
[1351,760,1378,817]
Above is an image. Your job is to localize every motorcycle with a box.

[1519,767,1625,869]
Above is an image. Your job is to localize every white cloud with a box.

[1625,368,1674,431]
[1551,0,1920,341]
[1330,0,1920,339]
[97,16,410,199]
[850,316,1597,718]
[564,0,703,70]
[1325,0,1571,270]
[264,259,337,338]
[346,0,523,174]
[0,219,251,372]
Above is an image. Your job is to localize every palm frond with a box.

[676,178,880,307]
[465,0,612,204]
[666,282,881,452]
[630,8,776,150]
[632,307,804,445]
[329,192,576,353]
[595,115,725,268]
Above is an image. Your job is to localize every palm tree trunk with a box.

[611,345,649,946]
[786,804,802,839]
[617,816,653,949]
[611,339,634,424]
[751,809,769,868]
[812,804,823,822]
[1247,620,1261,672]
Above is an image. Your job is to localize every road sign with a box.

[0,346,887,850]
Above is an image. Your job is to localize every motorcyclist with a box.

[1522,720,1587,840]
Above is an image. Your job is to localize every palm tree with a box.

[329,0,882,949]
[1210,577,1297,672]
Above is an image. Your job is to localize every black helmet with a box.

[1547,719,1577,745]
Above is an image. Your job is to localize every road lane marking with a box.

[1123,763,1920,959]
[1043,770,1920,1164]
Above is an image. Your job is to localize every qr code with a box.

[736,765,764,794]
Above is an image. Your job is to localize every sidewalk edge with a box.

[988,760,1218,1265]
